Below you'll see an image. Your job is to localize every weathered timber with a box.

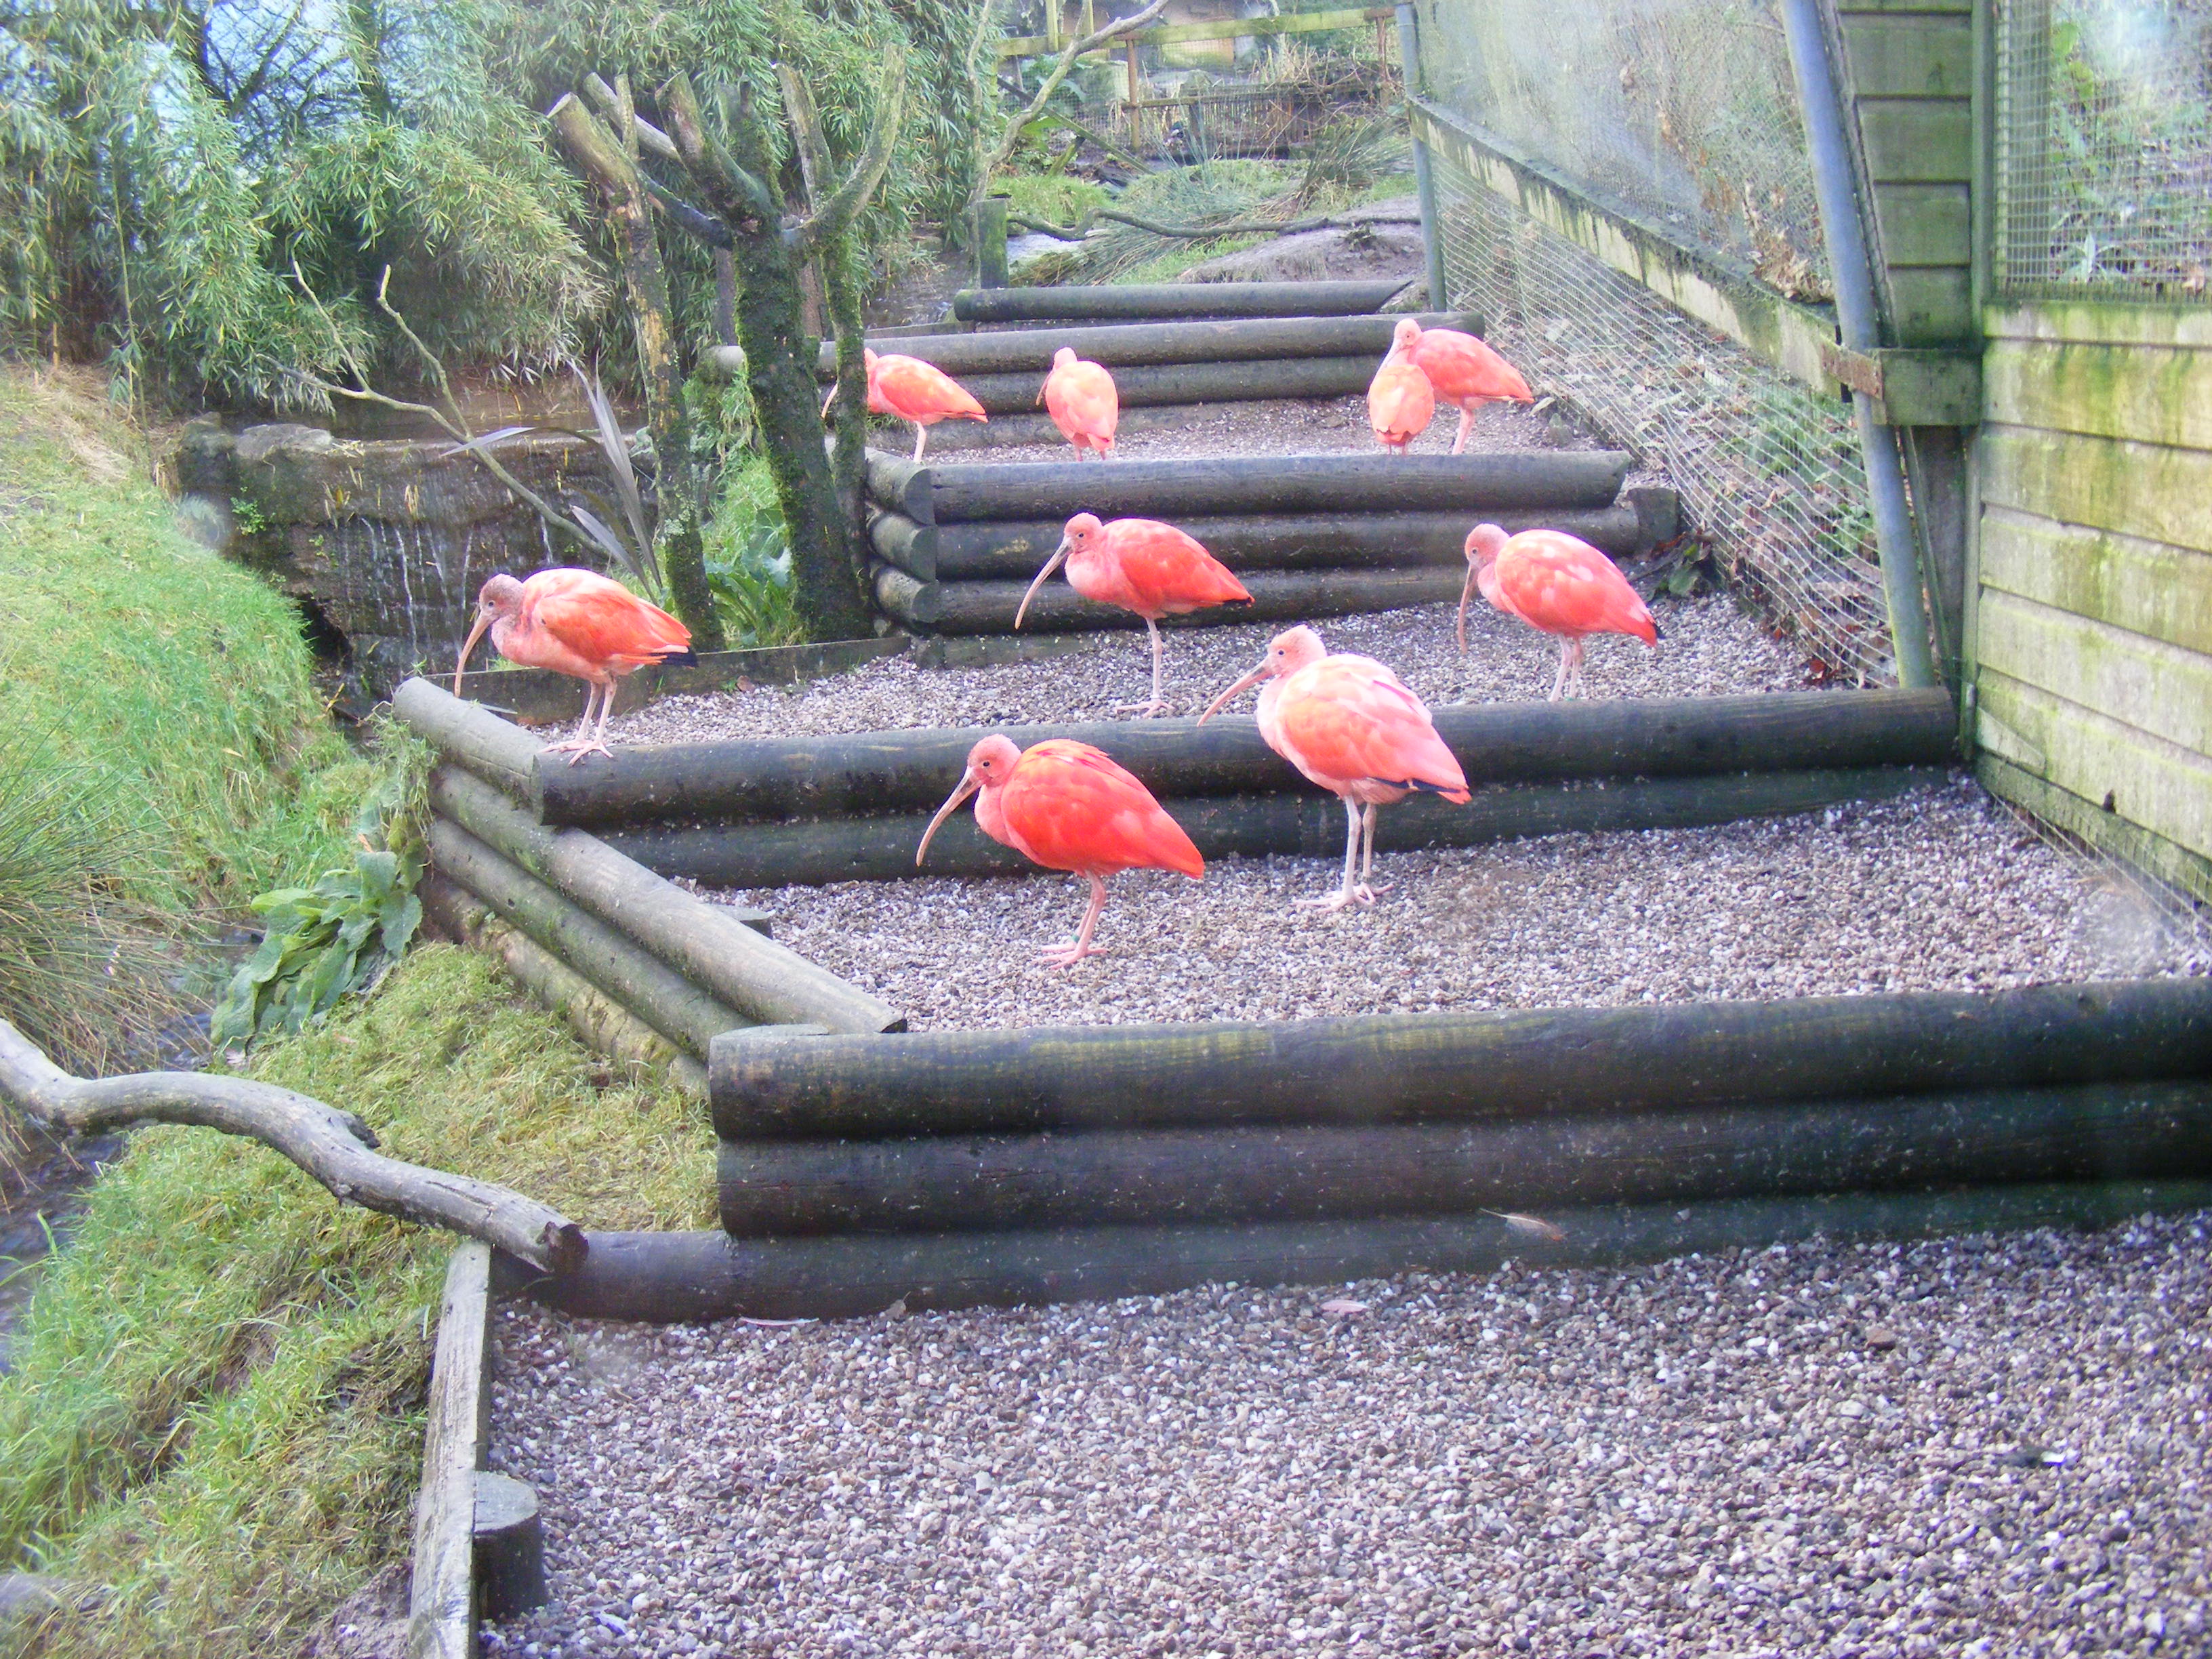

[409,1242,490,1659]
[867,449,1634,526]
[474,1473,547,1621]
[709,977,2212,1140]
[935,354,1381,415]
[813,312,1481,378]
[420,876,708,1099]
[533,1182,2212,1321]
[884,567,1469,632]
[896,401,1342,455]
[432,768,899,1036]
[394,676,541,800]
[717,1080,2212,1234]
[951,279,1412,322]
[533,688,1958,827]
[426,819,747,1059]
[0,1021,584,1274]
[451,637,910,725]
[873,563,938,628]
[871,504,1654,584]
[625,766,1941,888]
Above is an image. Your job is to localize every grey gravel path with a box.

[704,780,2192,1030]
[483,1210,2212,1659]
[612,596,1809,747]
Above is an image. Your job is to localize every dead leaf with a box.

[1481,1208,1567,1242]
[1319,1297,1369,1316]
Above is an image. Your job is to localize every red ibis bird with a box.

[1201,626,1470,910]
[1042,348,1119,459]
[1460,523,1660,699]
[1015,513,1252,717]
[1393,319,1534,453]
[453,569,695,763]
[861,348,987,461]
[1367,354,1437,453]
[916,735,1206,968]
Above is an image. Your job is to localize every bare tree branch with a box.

[790,47,907,255]
[973,0,1169,200]
[583,72,679,162]
[660,74,780,231]
[0,1020,585,1273]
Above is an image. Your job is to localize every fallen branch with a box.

[1006,207,1424,241]
[0,1019,586,1273]
[973,0,1169,203]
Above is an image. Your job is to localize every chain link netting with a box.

[1994,0,2212,299]
[1431,157,1896,685]
[1413,0,1830,300]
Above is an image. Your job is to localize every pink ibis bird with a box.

[1460,523,1660,699]
[1393,319,1534,453]
[1042,348,1119,459]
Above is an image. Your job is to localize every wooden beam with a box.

[998,5,1389,56]
[952,279,1412,323]
[813,312,1483,378]
[1980,425,2212,556]
[1978,589,2212,760]
[407,1243,490,1659]
[1977,504,2212,659]
[1984,338,2212,452]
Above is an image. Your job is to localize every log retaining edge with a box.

[816,312,1482,378]
[951,279,1416,323]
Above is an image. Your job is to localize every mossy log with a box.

[814,312,1481,378]
[867,504,1654,583]
[426,818,747,1060]
[615,766,1942,888]
[864,449,1633,525]
[531,1181,2212,1322]
[531,689,1958,828]
[432,766,901,1036]
[709,977,2212,1140]
[928,355,1382,414]
[717,1080,2212,1235]
[420,875,708,1098]
[951,280,1414,323]
[875,564,1470,632]
[394,676,542,800]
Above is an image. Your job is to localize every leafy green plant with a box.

[700,452,804,648]
[210,748,428,1050]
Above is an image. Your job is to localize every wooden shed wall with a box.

[1971,304,2212,905]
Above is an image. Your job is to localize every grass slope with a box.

[0,947,714,1657]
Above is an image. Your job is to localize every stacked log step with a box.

[861,447,1671,634]
[394,680,905,1092]
[683,979,2212,1317]
[951,279,1417,324]
[525,688,1959,887]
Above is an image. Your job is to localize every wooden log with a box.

[393,677,541,802]
[903,567,1453,633]
[0,1019,585,1275]
[872,562,938,628]
[951,279,1415,323]
[426,818,748,1060]
[895,400,1355,455]
[421,875,708,1099]
[410,1242,491,1659]
[532,688,1959,828]
[533,1181,2212,1322]
[620,766,1944,889]
[474,1473,547,1620]
[867,449,1635,526]
[874,504,1656,583]
[710,977,2212,1141]
[718,1080,2212,1235]
[813,312,1483,379]
[432,768,899,1036]
[938,354,1383,415]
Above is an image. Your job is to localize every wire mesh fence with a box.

[1430,159,1896,685]
[1994,0,2212,300]
[1412,0,1830,300]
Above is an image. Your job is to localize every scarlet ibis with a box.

[1394,319,1534,453]
[1367,356,1436,453]
[863,349,987,462]
[1201,626,1470,910]
[1042,348,1119,459]
[1015,513,1252,717]
[1460,523,1660,699]
[452,569,695,763]
[916,735,1205,968]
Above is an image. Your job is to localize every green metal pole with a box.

[1395,3,1449,311]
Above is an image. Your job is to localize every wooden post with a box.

[1126,40,1141,146]
[972,194,1011,289]
[408,1243,490,1659]
[474,1473,548,1620]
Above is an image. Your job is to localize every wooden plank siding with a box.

[1837,1,1977,347]
[1971,305,2212,895]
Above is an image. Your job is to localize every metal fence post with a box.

[1395,3,1450,311]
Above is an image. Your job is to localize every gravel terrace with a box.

[484,1210,2212,1659]
[701,780,2193,1030]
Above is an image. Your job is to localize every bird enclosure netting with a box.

[1412,0,1896,685]
[1993,0,2212,298]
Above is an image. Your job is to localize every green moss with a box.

[0,946,714,1658]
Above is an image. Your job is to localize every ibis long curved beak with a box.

[1013,537,1071,632]
[1199,662,1269,724]
[453,609,495,695]
[1456,564,1479,657]
[821,380,838,420]
[916,768,981,867]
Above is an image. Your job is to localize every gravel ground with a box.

[612,594,1808,746]
[702,779,2194,1030]
[483,1210,2212,1659]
